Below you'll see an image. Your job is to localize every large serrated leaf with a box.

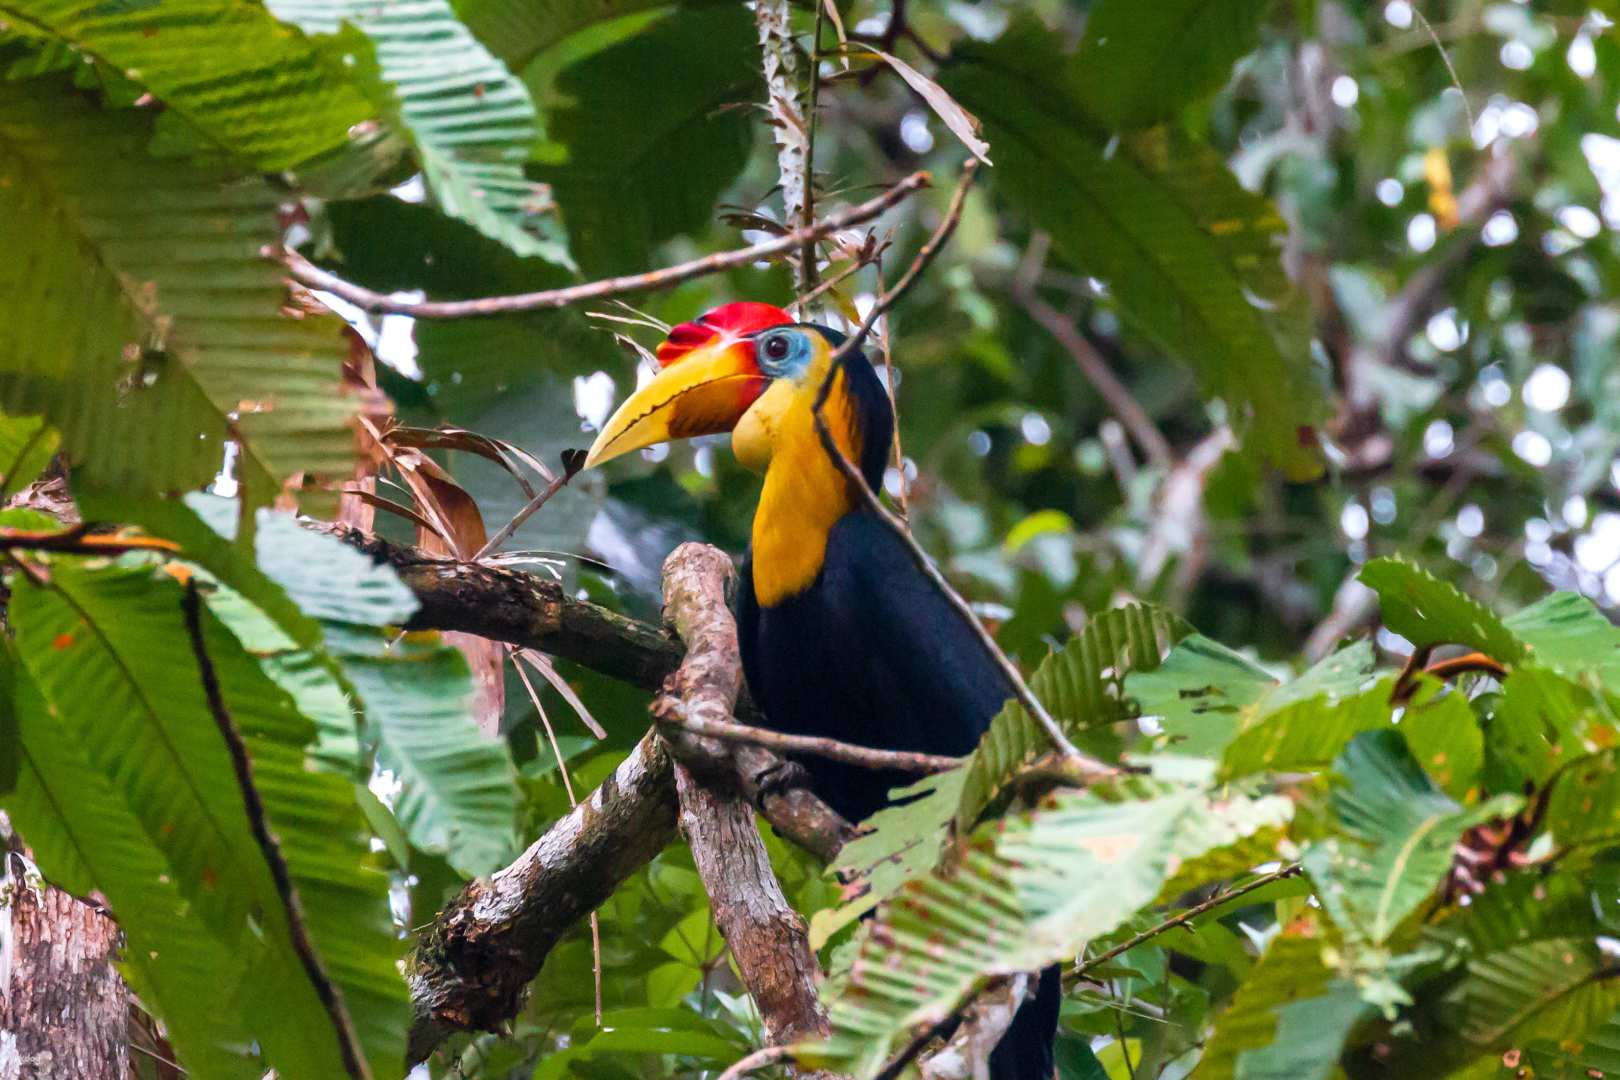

[0,0,378,169]
[940,24,1326,478]
[1303,730,1522,945]
[1071,0,1274,130]
[333,627,519,877]
[811,783,1290,1075]
[0,79,356,505]
[1194,929,1366,1080]
[533,5,760,276]
[1359,557,1528,664]
[4,654,263,1079]
[1504,590,1620,698]
[958,603,1188,828]
[9,566,407,1076]
[269,0,568,262]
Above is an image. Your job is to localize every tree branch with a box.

[406,733,680,1064]
[657,543,832,1056]
[284,173,928,319]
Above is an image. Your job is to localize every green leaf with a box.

[0,411,57,500]
[1504,590,1620,698]
[1545,748,1620,854]
[533,5,761,276]
[1483,667,1595,792]
[461,0,729,74]
[1135,638,1377,766]
[268,0,568,261]
[4,654,263,1078]
[333,628,518,876]
[941,25,1326,478]
[1303,731,1522,945]
[9,566,406,1076]
[1197,929,1367,1080]
[1071,0,1274,130]
[811,768,965,948]
[959,602,1188,826]
[812,783,1290,1074]
[0,0,381,170]
[1358,557,1528,664]
[0,79,356,506]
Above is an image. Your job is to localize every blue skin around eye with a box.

[757,329,813,379]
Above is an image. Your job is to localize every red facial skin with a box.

[654,301,794,419]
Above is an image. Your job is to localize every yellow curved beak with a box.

[583,339,767,469]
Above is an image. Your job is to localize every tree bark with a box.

[1,840,129,1080]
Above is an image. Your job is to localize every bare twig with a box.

[471,449,585,561]
[509,649,604,1027]
[756,0,810,294]
[811,161,1112,777]
[1014,235,1174,471]
[284,173,930,319]
[181,584,370,1080]
[718,1045,794,1080]
[1070,863,1304,982]
[657,703,960,774]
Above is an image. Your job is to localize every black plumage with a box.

[735,339,1059,1080]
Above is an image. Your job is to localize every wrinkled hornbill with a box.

[584,302,1059,1078]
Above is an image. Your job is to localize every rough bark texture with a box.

[1,846,129,1080]
[318,521,684,693]
[404,735,679,1064]
[658,544,831,1050]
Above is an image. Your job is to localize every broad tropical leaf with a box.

[958,602,1188,827]
[812,783,1291,1075]
[268,0,567,261]
[941,24,1326,478]
[1071,0,1275,130]
[460,0,729,74]
[533,5,761,276]
[0,79,356,505]
[4,654,263,1079]
[0,0,379,169]
[1303,731,1521,945]
[1195,928,1366,1080]
[0,411,57,499]
[332,626,519,876]
[9,565,407,1076]
[1358,557,1528,664]
[1504,590,1620,699]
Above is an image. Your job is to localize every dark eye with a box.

[763,334,791,362]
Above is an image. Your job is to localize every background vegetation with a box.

[4,0,1620,1077]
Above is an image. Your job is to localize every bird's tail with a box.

[987,965,1061,1079]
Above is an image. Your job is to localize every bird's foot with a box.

[750,758,813,808]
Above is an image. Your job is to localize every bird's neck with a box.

[750,367,866,607]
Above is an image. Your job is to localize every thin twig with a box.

[799,0,826,303]
[471,450,585,561]
[181,584,370,1080]
[285,173,931,319]
[510,649,603,1027]
[1411,5,1475,136]
[1014,236,1174,471]
[810,161,1110,775]
[874,251,910,521]
[717,1044,793,1080]
[656,702,961,774]
[1070,864,1304,982]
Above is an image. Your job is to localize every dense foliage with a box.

[4,0,1620,1077]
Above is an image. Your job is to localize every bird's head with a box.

[583,301,888,482]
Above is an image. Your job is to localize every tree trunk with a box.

[1,832,131,1080]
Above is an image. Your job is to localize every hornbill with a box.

[584,302,1059,1078]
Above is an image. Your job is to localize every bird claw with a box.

[750,758,813,807]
